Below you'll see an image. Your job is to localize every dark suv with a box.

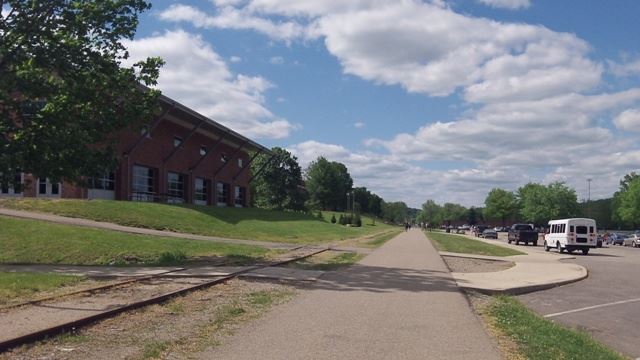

[508,224,539,246]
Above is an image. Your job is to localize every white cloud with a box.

[354,121,365,128]
[614,109,640,132]
[368,90,640,166]
[609,58,640,77]
[158,4,309,42]
[288,140,526,207]
[477,0,531,10]
[229,55,242,63]
[269,56,284,65]
[122,29,296,139]
[162,1,600,103]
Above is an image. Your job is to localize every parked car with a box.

[482,229,498,239]
[508,224,539,246]
[608,233,627,246]
[473,225,489,237]
[624,234,640,247]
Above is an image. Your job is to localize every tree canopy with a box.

[0,0,163,184]
[615,175,640,227]
[251,147,307,211]
[305,157,353,211]
[484,188,517,225]
[381,201,409,224]
[517,182,579,225]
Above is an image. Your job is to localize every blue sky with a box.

[127,0,640,208]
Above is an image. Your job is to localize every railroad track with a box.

[0,245,328,352]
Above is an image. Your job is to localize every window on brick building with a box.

[234,186,246,207]
[173,136,182,148]
[132,165,155,201]
[0,173,23,196]
[194,178,208,205]
[216,182,229,205]
[37,178,61,197]
[141,125,151,138]
[167,172,185,203]
[200,146,207,156]
[89,173,115,191]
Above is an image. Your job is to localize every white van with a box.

[544,218,597,255]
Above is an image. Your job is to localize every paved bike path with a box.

[202,229,500,359]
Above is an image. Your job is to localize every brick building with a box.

[0,94,271,207]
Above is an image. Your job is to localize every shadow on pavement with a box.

[305,263,460,294]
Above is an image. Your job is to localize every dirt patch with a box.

[1,279,295,360]
[442,255,514,273]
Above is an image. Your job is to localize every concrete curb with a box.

[437,251,589,295]
[456,269,589,296]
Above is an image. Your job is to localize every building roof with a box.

[156,92,271,155]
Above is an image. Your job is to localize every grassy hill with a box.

[0,199,395,244]
[0,216,273,266]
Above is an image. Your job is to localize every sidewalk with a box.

[199,229,500,360]
[436,232,588,295]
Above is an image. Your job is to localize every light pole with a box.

[587,178,592,217]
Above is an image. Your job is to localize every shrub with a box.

[354,213,362,227]
[156,251,187,265]
[339,214,345,225]
[331,214,337,224]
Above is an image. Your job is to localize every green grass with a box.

[367,230,401,247]
[247,289,292,307]
[0,272,84,301]
[488,296,625,360]
[142,340,169,359]
[0,199,393,244]
[0,216,272,266]
[426,231,524,257]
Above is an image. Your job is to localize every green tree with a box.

[369,194,383,218]
[616,177,640,227]
[484,188,518,225]
[546,182,580,219]
[305,157,353,211]
[381,201,409,224]
[517,182,579,225]
[0,1,163,185]
[252,147,307,211]
[467,207,478,225]
[517,183,550,225]
[441,203,467,225]
[419,200,442,226]
[353,187,371,214]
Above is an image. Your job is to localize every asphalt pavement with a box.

[200,228,501,360]
[518,243,640,358]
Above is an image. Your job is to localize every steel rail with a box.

[0,246,329,352]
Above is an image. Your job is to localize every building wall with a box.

[117,118,252,206]
[2,118,255,207]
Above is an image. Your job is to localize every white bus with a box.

[544,218,597,255]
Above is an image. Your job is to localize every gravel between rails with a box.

[0,279,295,360]
[0,277,215,346]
